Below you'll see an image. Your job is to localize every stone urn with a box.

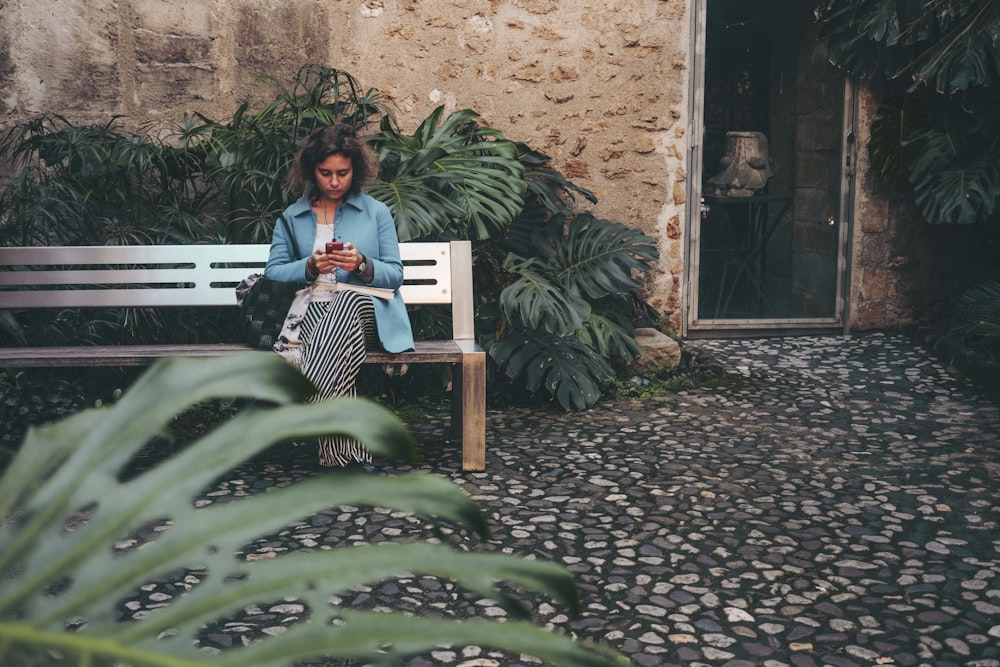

[707,131,774,197]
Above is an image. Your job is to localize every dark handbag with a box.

[236,215,300,349]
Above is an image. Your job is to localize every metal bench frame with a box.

[0,241,486,470]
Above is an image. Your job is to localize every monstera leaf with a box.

[953,279,1000,344]
[366,168,466,241]
[868,96,929,187]
[499,214,658,337]
[548,213,660,300]
[906,98,1000,225]
[906,5,1000,93]
[489,209,659,409]
[487,333,615,411]
[817,0,1000,226]
[912,155,1000,225]
[0,353,630,667]
[500,255,592,336]
[816,0,1000,92]
[578,311,645,365]
[814,0,914,81]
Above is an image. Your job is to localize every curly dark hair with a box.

[287,123,379,200]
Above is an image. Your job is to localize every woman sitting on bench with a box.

[265,123,414,472]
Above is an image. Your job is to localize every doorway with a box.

[686,0,855,335]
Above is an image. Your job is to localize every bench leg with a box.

[453,351,486,471]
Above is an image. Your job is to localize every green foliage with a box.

[487,333,615,411]
[0,116,177,247]
[603,348,745,402]
[816,0,1000,93]
[865,88,1000,226]
[0,63,659,411]
[369,106,526,242]
[0,65,388,249]
[0,369,88,471]
[478,193,659,409]
[951,278,1000,353]
[906,91,1000,225]
[867,95,929,187]
[0,353,631,667]
[816,0,1000,227]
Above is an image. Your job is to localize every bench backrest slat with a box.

[0,241,474,339]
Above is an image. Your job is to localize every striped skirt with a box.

[297,290,379,467]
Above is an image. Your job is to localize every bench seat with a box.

[0,241,486,470]
[0,339,482,367]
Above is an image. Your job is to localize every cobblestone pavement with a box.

[153,333,1000,666]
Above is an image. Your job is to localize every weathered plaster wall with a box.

[0,0,691,330]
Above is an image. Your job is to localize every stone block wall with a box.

[849,83,994,331]
[0,0,691,330]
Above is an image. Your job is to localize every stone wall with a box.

[0,0,691,330]
[848,83,992,331]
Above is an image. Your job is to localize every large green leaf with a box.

[815,0,913,81]
[487,333,614,410]
[913,18,1000,93]
[952,278,1000,344]
[236,610,629,667]
[912,156,1000,224]
[548,213,660,300]
[370,107,525,242]
[906,101,1000,225]
[497,213,657,337]
[816,0,1000,91]
[500,255,592,336]
[0,353,630,666]
[867,96,930,187]
[366,174,466,241]
[578,312,644,365]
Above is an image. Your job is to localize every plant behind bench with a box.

[0,64,660,411]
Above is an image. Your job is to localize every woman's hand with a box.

[309,243,363,277]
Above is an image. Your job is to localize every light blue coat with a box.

[264,193,415,353]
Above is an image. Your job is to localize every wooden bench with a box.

[0,241,486,470]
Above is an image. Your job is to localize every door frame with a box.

[682,0,858,338]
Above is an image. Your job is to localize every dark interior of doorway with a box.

[702,2,796,187]
[699,0,846,328]
[699,0,803,321]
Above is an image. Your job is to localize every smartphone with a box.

[326,241,344,253]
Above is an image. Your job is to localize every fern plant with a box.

[0,352,631,667]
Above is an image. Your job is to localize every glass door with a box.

[686,0,854,333]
